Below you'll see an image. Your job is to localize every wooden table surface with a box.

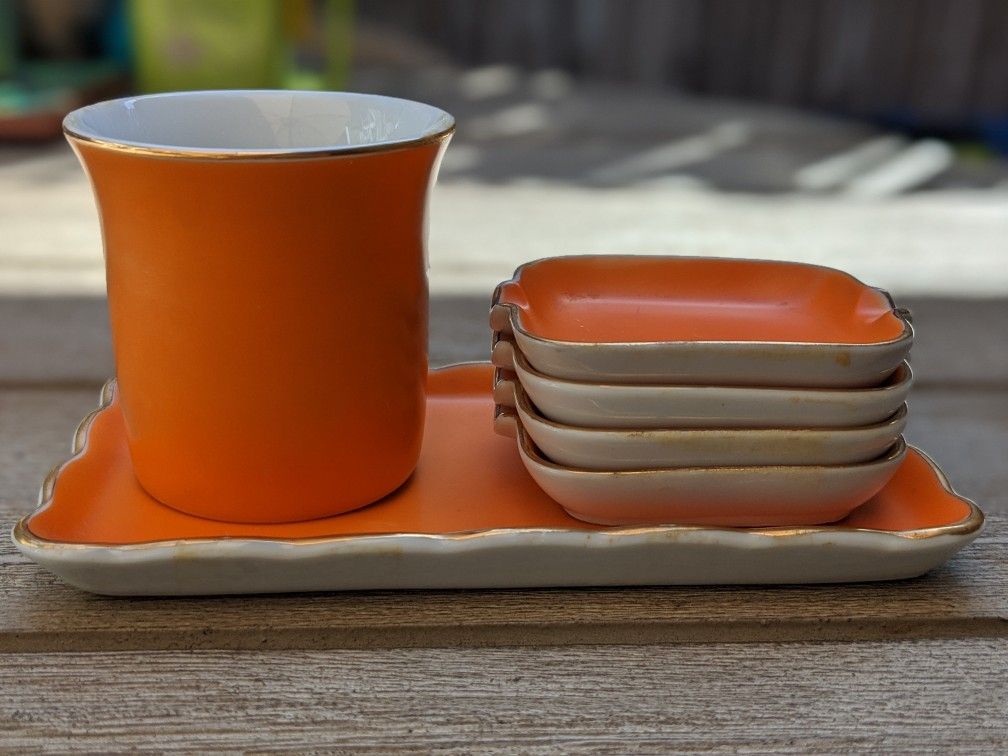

[1,293,1007,751]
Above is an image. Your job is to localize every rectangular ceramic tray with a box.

[13,364,982,596]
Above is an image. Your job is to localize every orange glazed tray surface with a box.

[26,364,973,545]
[494,256,907,344]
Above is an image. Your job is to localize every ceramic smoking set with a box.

[13,91,983,595]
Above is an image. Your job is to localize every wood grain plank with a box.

[0,517,1004,652]
[3,296,1008,387]
[662,0,705,90]
[700,0,755,97]
[859,0,917,117]
[0,295,496,386]
[738,0,778,100]
[0,381,1005,651]
[441,0,481,63]
[811,0,875,111]
[909,0,985,121]
[972,0,1008,113]
[0,387,100,562]
[359,0,1005,129]
[766,0,819,104]
[475,0,530,68]
[0,297,112,386]
[901,297,1008,389]
[626,0,675,86]
[904,391,1008,512]
[572,0,611,79]
[1,640,1006,751]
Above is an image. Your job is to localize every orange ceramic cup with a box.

[64,91,453,523]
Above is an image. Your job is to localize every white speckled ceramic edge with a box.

[512,422,910,527]
[496,379,909,468]
[491,339,914,429]
[10,524,984,595]
[11,367,983,596]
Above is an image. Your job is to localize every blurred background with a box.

[1,1,1006,335]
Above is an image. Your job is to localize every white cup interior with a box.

[64,90,454,155]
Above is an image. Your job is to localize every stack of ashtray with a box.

[491,256,913,527]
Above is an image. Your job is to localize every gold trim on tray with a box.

[12,368,984,552]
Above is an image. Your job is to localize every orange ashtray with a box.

[490,256,914,387]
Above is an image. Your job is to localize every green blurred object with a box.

[0,0,16,80]
[129,0,353,93]
[324,0,354,89]
[130,0,284,92]
[281,0,354,90]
